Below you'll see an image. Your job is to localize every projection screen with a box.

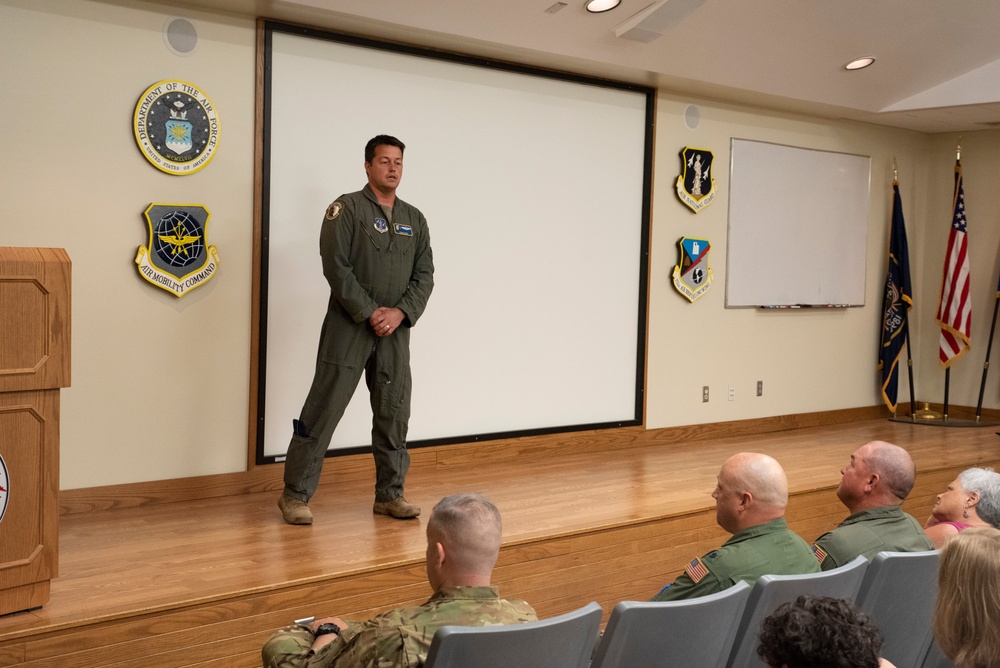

[257,22,653,462]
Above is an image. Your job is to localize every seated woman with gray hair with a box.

[923,467,1000,549]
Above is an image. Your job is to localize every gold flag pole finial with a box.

[957,138,962,162]
[892,155,898,182]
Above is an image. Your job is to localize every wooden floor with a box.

[2,417,999,667]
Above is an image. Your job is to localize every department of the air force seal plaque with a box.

[136,203,219,297]
[133,80,220,175]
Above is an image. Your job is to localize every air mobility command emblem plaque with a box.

[676,147,717,213]
[672,237,713,302]
[136,203,219,297]
[133,80,220,175]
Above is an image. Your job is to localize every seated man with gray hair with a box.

[263,493,537,668]
[811,440,933,570]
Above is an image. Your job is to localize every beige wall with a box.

[648,98,931,427]
[1,0,256,488]
[1,0,997,490]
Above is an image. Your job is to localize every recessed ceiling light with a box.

[845,56,876,71]
[586,0,621,13]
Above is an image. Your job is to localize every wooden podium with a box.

[0,247,70,616]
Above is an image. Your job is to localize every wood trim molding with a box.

[60,405,898,515]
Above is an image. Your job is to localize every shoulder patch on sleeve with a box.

[685,557,710,583]
[812,543,828,564]
[325,201,344,221]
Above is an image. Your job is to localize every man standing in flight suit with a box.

[278,135,434,525]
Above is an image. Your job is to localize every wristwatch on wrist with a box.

[314,623,341,637]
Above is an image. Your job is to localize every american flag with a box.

[684,557,709,583]
[936,161,971,368]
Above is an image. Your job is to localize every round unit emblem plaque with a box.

[133,79,220,175]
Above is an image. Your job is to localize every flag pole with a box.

[893,159,917,420]
[903,312,916,420]
[975,292,1000,421]
[943,367,950,420]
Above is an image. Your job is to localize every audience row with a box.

[261,441,1000,667]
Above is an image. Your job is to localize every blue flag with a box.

[879,182,913,412]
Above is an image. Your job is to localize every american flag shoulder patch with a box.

[685,557,709,583]
[812,544,828,564]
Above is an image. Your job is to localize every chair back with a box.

[591,580,751,668]
[726,555,869,668]
[856,549,941,668]
[920,639,956,668]
[423,601,603,668]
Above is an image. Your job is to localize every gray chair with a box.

[920,640,956,668]
[591,580,751,668]
[423,601,603,668]
[726,555,869,668]
[856,549,941,668]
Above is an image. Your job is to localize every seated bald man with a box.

[262,493,537,668]
[651,452,819,601]
[811,440,933,570]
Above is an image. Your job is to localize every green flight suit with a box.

[283,184,434,503]
[262,586,538,668]
[651,517,820,601]
[811,505,934,570]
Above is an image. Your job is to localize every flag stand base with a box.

[888,415,1000,428]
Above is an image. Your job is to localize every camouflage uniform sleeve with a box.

[262,624,314,668]
[261,622,369,668]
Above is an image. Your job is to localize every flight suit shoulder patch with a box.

[326,201,344,221]
[685,557,710,583]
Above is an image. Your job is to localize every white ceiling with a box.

[177,0,1000,133]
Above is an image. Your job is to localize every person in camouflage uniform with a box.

[262,493,537,667]
[651,452,819,601]
[811,441,933,570]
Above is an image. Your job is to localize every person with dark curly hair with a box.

[757,595,897,668]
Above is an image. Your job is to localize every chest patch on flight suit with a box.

[685,557,709,583]
[374,217,389,233]
[326,201,343,220]
[393,223,413,236]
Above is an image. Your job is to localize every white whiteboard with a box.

[726,139,871,307]
[259,24,651,460]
